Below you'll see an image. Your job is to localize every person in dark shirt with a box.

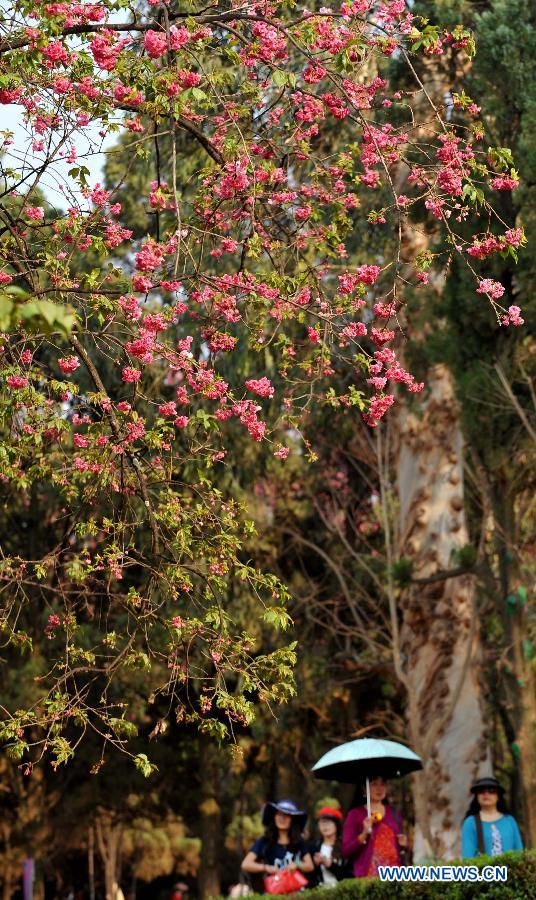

[241,799,314,889]
[309,807,351,887]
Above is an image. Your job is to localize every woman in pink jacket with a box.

[341,776,408,878]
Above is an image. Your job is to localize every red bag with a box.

[263,870,308,895]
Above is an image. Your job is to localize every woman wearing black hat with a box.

[241,800,314,885]
[461,777,523,858]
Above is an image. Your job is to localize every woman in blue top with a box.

[461,776,523,858]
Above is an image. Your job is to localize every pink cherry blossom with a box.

[477,279,505,300]
[245,377,275,399]
[7,375,29,389]
[122,367,141,382]
[58,356,80,374]
[26,206,45,221]
[144,30,168,58]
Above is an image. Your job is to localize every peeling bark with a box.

[95,812,123,900]
[198,737,222,900]
[491,482,536,845]
[397,364,491,860]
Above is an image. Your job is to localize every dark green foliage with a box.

[240,852,536,899]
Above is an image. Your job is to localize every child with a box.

[309,807,351,887]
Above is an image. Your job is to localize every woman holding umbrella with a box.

[341,776,407,877]
[312,738,418,879]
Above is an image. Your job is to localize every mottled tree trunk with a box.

[510,608,536,845]
[2,870,14,900]
[397,364,491,860]
[198,736,222,900]
[88,825,96,900]
[95,812,123,900]
[491,484,536,845]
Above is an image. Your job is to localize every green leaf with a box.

[109,717,138,738]
[5,740,29,760]
[262,606,292,630]
[36,300,61,326]
[134,753,158,777]
[272,70,287,88]
[0,294,13,330]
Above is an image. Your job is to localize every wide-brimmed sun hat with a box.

[262,799,308,830]
[470,777,504,795]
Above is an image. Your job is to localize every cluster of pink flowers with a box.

[491,176,519,190]
[340,321,367,344]
[58,356,80,374]
[159,401,177,416]
[119,295,142,321]
[362,346,424,426]
[502,306,524,327]
[90,183,111,206]
[467,227,524,260]
[105,222,133,249]
[273,446,290,459]
[232,400,266,441]
[243,22,288,65]
[338,265,380,294]
[135,240,165,272]
[204,331,237,353]
[144,24,205,58]
[467,235,502,259]
[0,0,526,485]
[44,613,61,640]
[144,29,169,58]
[363,393,395,426]
[122,367,141,382]
[125,333,157,365]
[477,279,505,300]
[7,374,29,389]
[213,161,251,199]
[373,300,396,319]
[26,206,44,221]
[90,31,128,71]
[425,197,445,219]
[303,65,326,84]
[42,40,70,65]
[132,275,153,293]
[245,377,275,399]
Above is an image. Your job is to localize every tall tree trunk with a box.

[88,825,96,900]
[397,364,491,860]
[509,605,536,845]
[492,484,536,845]
[2,869,14,900]
[198,737,222,900]
[95,812,123,900]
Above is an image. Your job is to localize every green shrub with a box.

[240,851,536,899]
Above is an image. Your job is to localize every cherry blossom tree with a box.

[0,0,523,770]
